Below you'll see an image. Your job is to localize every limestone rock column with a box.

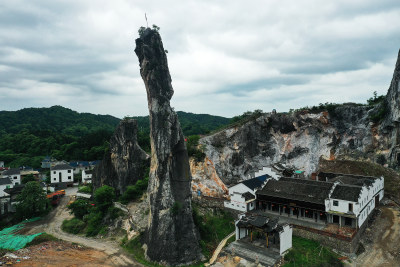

[134,28,202,265]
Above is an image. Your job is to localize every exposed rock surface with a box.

[92,119,149,195]
[135,28,202,265]
[194,50,400,186]
[190,158,228,198]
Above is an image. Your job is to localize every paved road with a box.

[45,187,141,267]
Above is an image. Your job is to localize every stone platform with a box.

[226,239,281,267]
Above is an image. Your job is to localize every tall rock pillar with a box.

[134,28,202,265]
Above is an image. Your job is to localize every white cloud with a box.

[0,0,399,118]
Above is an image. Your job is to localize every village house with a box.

[0,178,13,216]
[2,168,21,185]
[69,161,99,174]
[81,169,93,184]
[256,174,384,230]
[0,161,4,168]
[224,175,269,212]
[50,164,74,184]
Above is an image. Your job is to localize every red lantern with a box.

[305,210,308,213]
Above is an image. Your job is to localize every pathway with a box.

[206,231,235,266]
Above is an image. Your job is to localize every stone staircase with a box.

[227,240,281,267]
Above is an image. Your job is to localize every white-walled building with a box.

[256,174,384,230]
[224,175,269,212]
[2,168,21,185]
[81,169,93,184]
[0,161,4,168]
[235,214,292,256]
[0,177,13,197]
[325,175,384,228]
[50,164,74,184]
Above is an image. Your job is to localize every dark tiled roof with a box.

[329,176,374,187]
[69,161,90,167]
[257,179,332,205]
[0,177,12,185]
[236,215,281,232]
[279,177,334,188]
[84,170,94,175]
[255,174,270,182]
[330,185,362,202]
[242,192,255,201]
[51,164,73,170]
[242,177,265,190]
[2,168,20,176]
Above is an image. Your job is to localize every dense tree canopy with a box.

[0,106,231,168]
[16,181,49,219]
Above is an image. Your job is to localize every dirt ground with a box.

[353,205,400,267]
[4,188,142,267]
[1,241,117,267]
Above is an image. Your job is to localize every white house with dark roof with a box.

[81,169,93,184]
[2,168,21,185]
[255,173,384,230]
[324,174,384,228]
[50,164,74,184]
[224,175,269,212]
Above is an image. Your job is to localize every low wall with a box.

[293,211,373,255]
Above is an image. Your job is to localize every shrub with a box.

[62,218,86,234]
[25,233,58,247]
[94,185,116,213]
[85,211,103,237]
[68,199,91,219]
[187,135,205,162]
[120,177,149,204]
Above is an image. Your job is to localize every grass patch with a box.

[283,236,343,267]
[192,205,235,259]
[61,218,86,234]
[78,184,92,194]
[25,233,59,247]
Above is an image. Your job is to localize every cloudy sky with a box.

[1,0,399,118]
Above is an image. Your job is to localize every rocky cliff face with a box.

[134,28,202,265]
[92,119,149,195]
[195,50,400,186]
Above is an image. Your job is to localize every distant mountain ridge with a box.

[0,105,120,136]
[132,111,231,136]
[0,106,231,168]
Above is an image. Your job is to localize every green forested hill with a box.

[0,105,120,135]
[132,111,230,136]
[0,106,230,168]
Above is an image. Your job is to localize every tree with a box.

[22,174,36,184]
[16,181,49,219]
[94,185,116,213]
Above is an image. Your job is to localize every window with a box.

[54,178,56,181]
[333,200,339,206]
[68,170,71,173]
[13,176,17,179]
[349,203,353,212]
[53,171,56,174]
[68,176,71,180]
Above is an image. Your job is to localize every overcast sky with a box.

[1,0,399,118]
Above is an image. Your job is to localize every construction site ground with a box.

[0,187,141,267]
[352,204,400,267]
